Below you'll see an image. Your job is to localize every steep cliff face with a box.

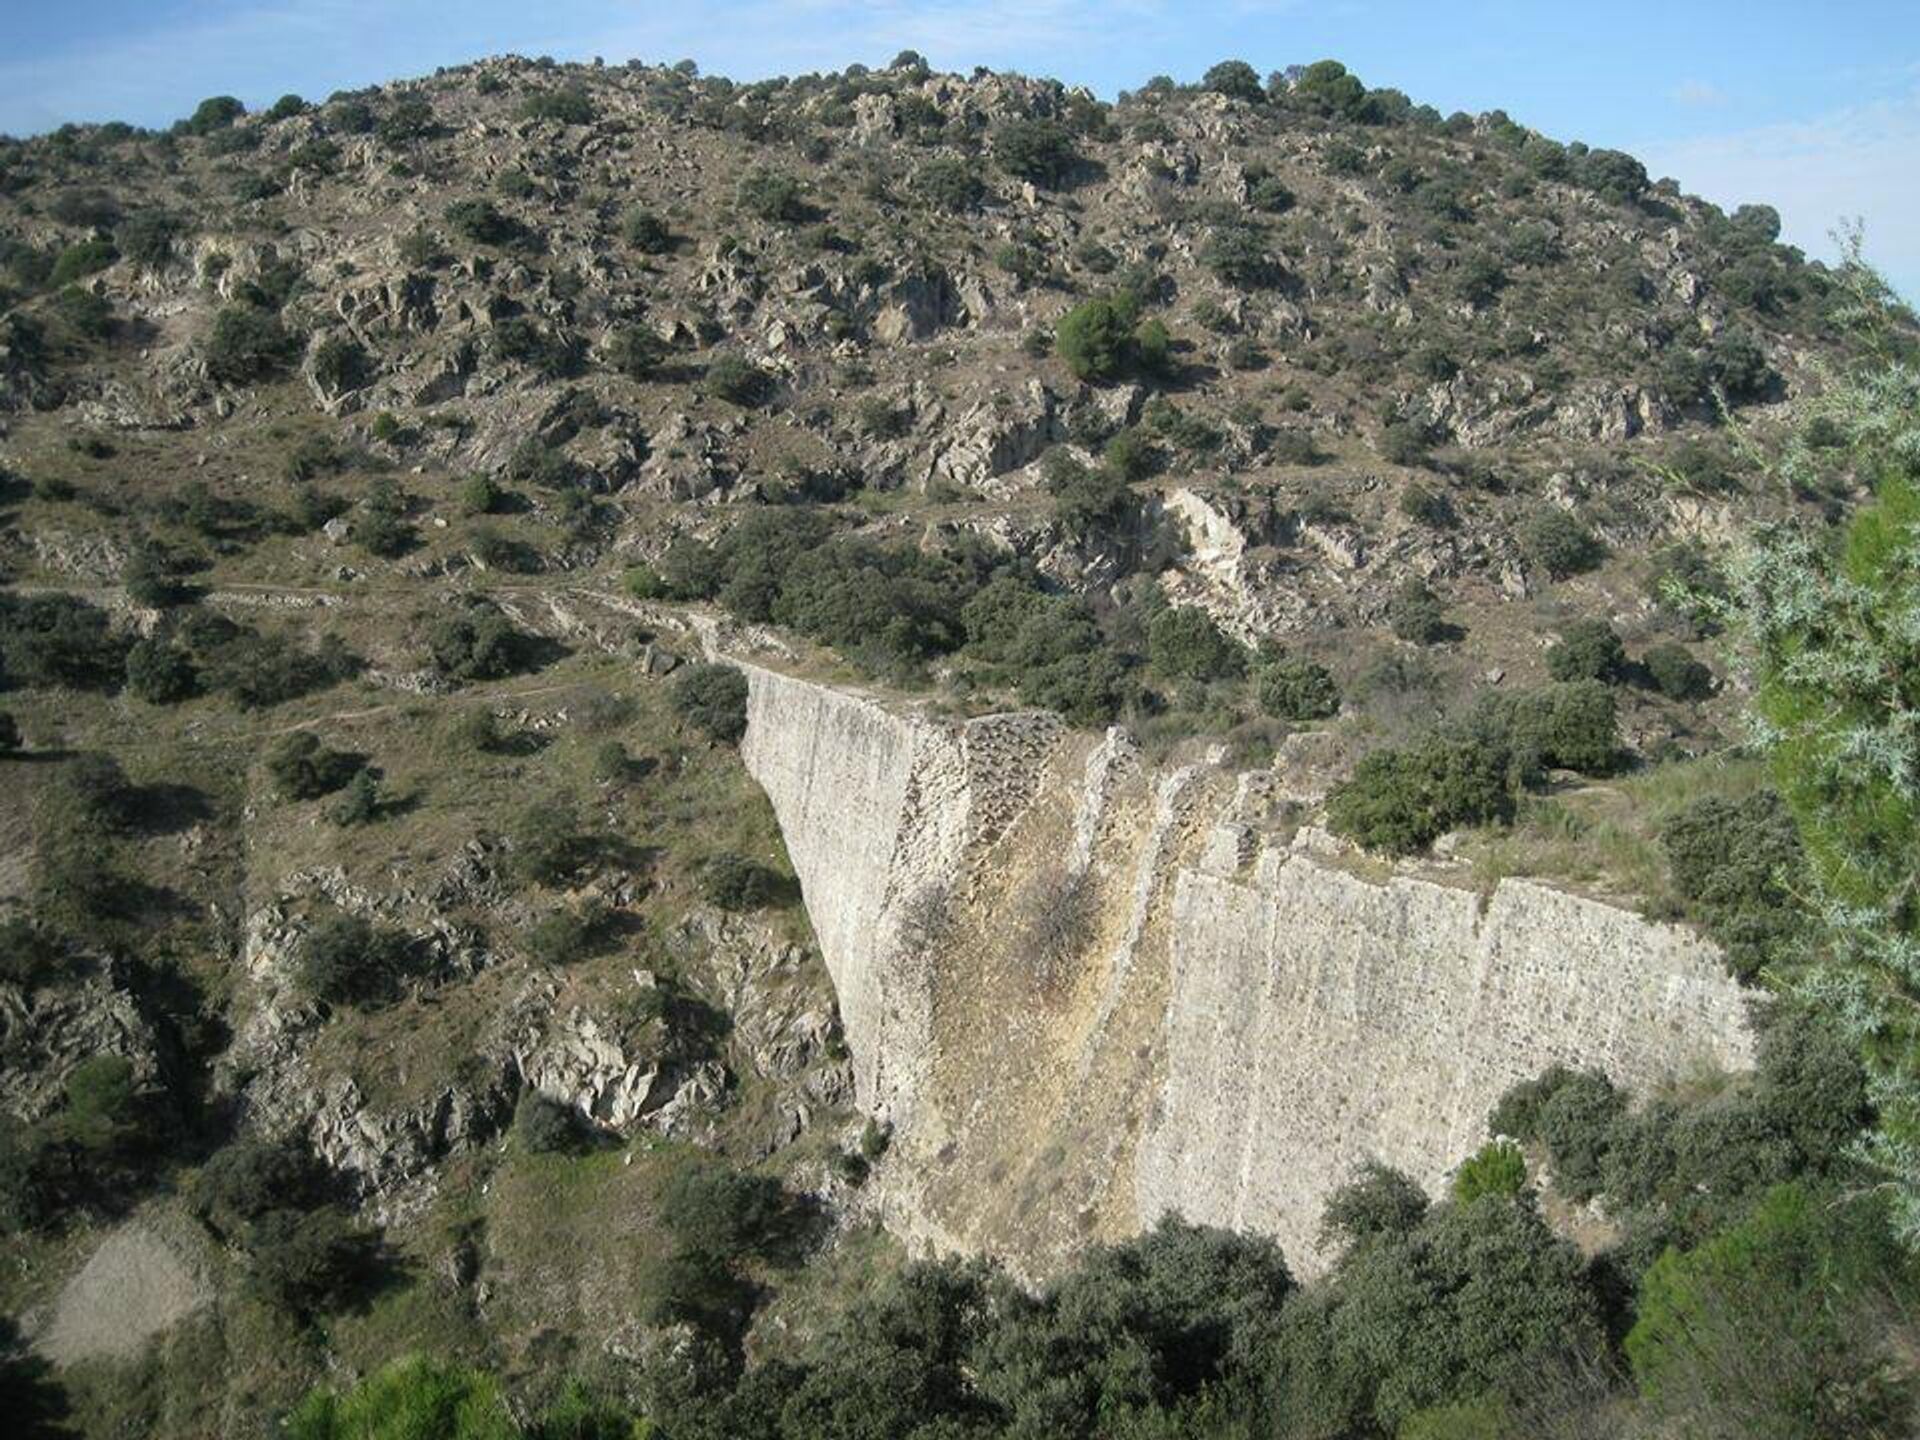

[734,661,1754,1274]
[1138,853,1753,1266]
[736,665,1064,1124]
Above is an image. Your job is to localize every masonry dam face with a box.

[734,661,1754,1276]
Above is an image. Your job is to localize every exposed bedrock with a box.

[733,660,1752,1275]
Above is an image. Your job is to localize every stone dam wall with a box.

[733,660,1754,1275]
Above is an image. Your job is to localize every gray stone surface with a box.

[39,1214,213,1366]
[731,658,1755,1276]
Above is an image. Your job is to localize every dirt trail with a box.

[38,1212,214,1366]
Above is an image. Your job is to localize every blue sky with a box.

[4,2,1917,295]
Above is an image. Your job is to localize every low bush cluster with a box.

[297,912,413,1007]
[1329,682,1618,853]
[1055,290,1170,383]
[265,731,362,800]
[1659,790,1807,981]
[671,664,749,744]
[1256,656,1340,721]
[1545,619,1624,683]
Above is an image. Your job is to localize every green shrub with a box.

[607,325,666,380]
[703,351,770,406]
[523,901,607,966]
[1453,252,1507,306]
[1659,791,1806,982]
[1489,1064,1579,1141]
[1044,451,1137,539]
[1535,1070,1625,1200]
[327,97,376,135]
[1203,222,1282,289]
[1148,605,1244,682]
[506,799,590,886]
[1544,619,1625,683]
[50,285,113,340]
[1708,328,1775,404]
[1626,1185,1911,1440]
[489,316,579,378]
[621,207,671,252]
[1102,428,1155,481]
[375,94,436,146]
[1055,291,1168,383]
[671,664,749,743]
[1398,1398,1511,1440]
[1327,1194,1602,1431]
[192,624,354,709]
[1389,579,1450,644]
[1398,484,1455,528]
[1452,1139,1527,1204]
[426,599,530,681]
[309,334,369,393]
[1380,420,1432,467]
[191,1137,326,1237]
[459,474,506,515]
[993,118,1080,187]
[590,739,632,784]
[913,156,985,212]
[397,225,446,269]
[184,95,244,134]
[0,593,128,690]
[328,768,383,826]
[1244,165,1295,213]
[265,731,361,800]
[298,913,410,1006]
[1494,679,1619,774]
[512,1091,580,1154]
[659,1161,791,1257]
[1644,641,1712,700]
[1327,732,1515,854]
[1520,508,1604,579]
[1319,1161,1430,1250]
[204,304,299,384]
[55,751,136,831]
[286,1355,513,1439]
[505,437,576,490]
[519,87,595,125]
[1292,59,1369,117]
[0,713,18,755]
[444,198,518,246]
[446,708,511,754]
[1752,1007,1870,1171]
[736,168,806,222]
[121,542,186,607]
[59,1054,139,1153]
[1257,657,1340,721]
[700,853,786,911]
[1203,60,1265,103]
[48,238,117,287]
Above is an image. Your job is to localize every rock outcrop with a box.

[732,659,1753,1275]
[0,974,162,1123]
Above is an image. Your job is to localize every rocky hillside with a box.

[0,50,1911,1440]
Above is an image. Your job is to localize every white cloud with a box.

[1642,87,1920,302]
[1669,79,1726,107]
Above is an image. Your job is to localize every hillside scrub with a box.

[1328,682,1619,854]
[1714,260,1920,1237]
[0,45,1915,1440]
